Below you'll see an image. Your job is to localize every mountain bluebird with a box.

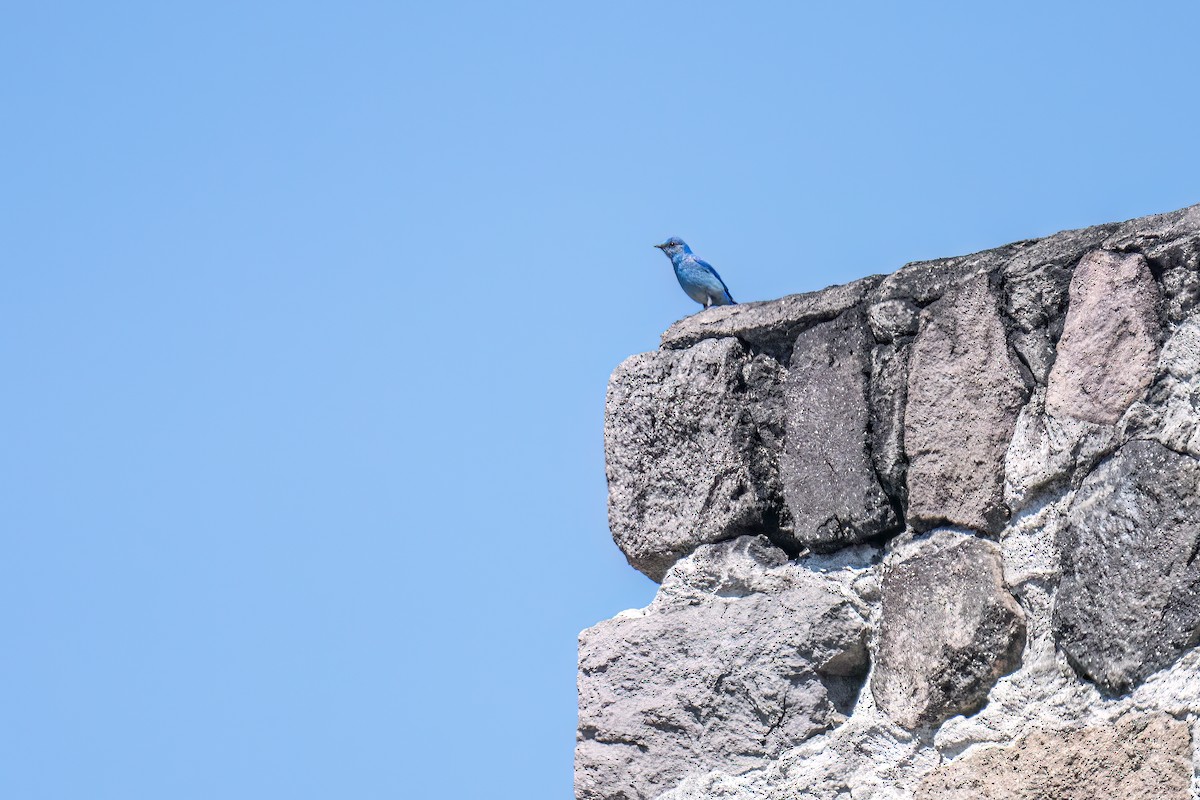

[654,237,736,309]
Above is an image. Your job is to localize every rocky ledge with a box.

[580,204,1200,799]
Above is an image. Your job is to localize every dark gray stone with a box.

[604,338,787,582]
[872,532,1026,729]
[1054,439,1200,694]
[575,537,870,800]
[781,309,899,551]
[1002,255,1074,386]
[869,342,910,507]
[904,273,1031,533]
[1150,235,1200,325]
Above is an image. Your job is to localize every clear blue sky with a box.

[2,2,1198,797]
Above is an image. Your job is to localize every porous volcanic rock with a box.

[872,531,1026,729]
[1053,439,1200,694]
[1045,249,1161,424]
[587,203,1200,800]
[575,537,871,800]
[604,338,787,581]
[781,308,900,551]
[903,273,1031,533]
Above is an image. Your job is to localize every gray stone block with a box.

[781,309,900,551]
[904,274,1031,533]
[872,532,1026,729]
[1045,249,1161,424]
[604,338,787,582]
[575,537,870,800]
[1054,439,1200,694]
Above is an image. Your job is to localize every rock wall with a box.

[579,204,1200,800]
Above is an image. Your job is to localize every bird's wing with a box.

[694,258,735,302]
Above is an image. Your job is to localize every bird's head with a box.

[654,237,691,259]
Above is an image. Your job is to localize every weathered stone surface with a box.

[604,338,787,581]
[588,203,1200,800]
[575,537,871,800]
[1054,439,1200,694]
[1002,249,1169,512]
[870,220,1113,381]
[872,532,1026,729]
[868,342,910,504]
[1003,388,1118,512]
[1045,249,1162,424]
[1104,204,1200,324]
[660,275,883,361]
[781,309,899,551]
[1001,250,1076,385]
[1122,317,1200,457]
[1150,234,1200,325]
[904,274,1031,533]
[916,714,1192,800]
[871,220,1114,318]
[872,254,978,308]
[867,298,920,341]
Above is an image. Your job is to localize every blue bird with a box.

[654,237,736,309]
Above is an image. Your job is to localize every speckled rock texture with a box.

[781,309,900,551]
[576,538,872,800]
[1054,439,1200,694]
[1045,250,1161,424]
[916,713,1192,799]
[903,273,1031,533]
[587,203,1200,799]
[604,338,787,581]
[872,532,1025,729]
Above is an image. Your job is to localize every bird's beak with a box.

[653,243,666,249]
